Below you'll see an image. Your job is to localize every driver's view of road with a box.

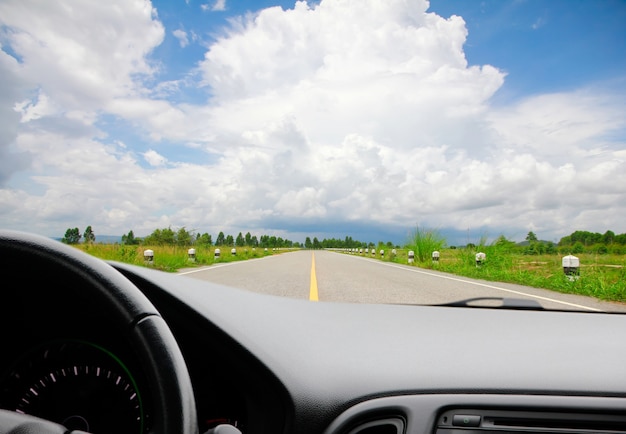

[181,250,626,313]
[1,0,625,432]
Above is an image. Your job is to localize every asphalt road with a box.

[180,249,626,313]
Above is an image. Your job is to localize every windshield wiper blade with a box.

[437,297,545,311]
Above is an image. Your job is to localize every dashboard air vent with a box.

[346,417,405,434]
[437,409,626,433]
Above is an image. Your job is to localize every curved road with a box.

[180,249,626,313]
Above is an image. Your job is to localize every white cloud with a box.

[143,149,168,167]
[172,29,189,47]
[0,0,624,243]
[531,16,546,30]
[212,0,226,12]
[487,90,625,160]
[14,90,59,122]
[202,0,226,12]
[0,0,164,111]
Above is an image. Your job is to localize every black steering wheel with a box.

[0,230,199,434]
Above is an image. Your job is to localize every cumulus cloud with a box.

[0,0,624,243]
[0,0,164,111]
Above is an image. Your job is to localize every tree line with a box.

[62,226,626,255]
[61,226,380,250]
[501,230,626,255]
[556,230,626,255]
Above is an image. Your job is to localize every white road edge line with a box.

[363,257,603,312]
[179,251,603,312]
[178,256,271,275]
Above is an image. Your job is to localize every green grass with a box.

[356,248,626,304]
[76,243,285,272]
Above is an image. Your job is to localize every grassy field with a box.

[76,243,284,272]
[370,247,626,304]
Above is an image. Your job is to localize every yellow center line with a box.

[309,252,319,301]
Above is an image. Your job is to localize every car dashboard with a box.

[1,230,626,434]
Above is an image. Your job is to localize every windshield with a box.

[1,0,624,312]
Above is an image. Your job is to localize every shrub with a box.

[405,226,446,263]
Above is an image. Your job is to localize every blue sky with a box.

[432,0,626,97]
[1,0,625,246]
[148,0,626,100]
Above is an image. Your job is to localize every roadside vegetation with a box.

[63,225,626,303]
[366,228,626,304]
[381,248,625,303]
[78,242,281,272]
[66,226,300,272]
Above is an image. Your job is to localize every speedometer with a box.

[0,340,146,434]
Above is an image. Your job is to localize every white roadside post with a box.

[562,254,580,281]
[143,249,154,265]
[432,251,440,263]
[214,248,221,260]
[408,251,415,264]
[187,248,196,262]
[475,252,486,267]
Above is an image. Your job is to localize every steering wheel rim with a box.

[0,230,198,434]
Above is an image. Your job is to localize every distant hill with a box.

[95,235,123,244]
[516,240,553,247]
[54,235,122,244]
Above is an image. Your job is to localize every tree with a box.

[62,228,81,244]
[570,230,601,246]
[143,227,175,245]
[525,242,546,255]
[225,234,234,246]
[83,226,96,244]
[545,241,557,254]
[216,231,225,246]
[236,232,245,247]
[259,235,270,248]
[558,235,572,246]
[602,230,616,245]
[494,235,516,252]
[198,233,212,246]
[176,227,193,246]
[305,237,312,249]
[559,230,626,247]
[571,241,584,254]
[121,230,139,245]
[525,231,538,242]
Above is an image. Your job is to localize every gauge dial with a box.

[0,340,146,434]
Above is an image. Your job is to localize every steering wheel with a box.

[0,230,199,434]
